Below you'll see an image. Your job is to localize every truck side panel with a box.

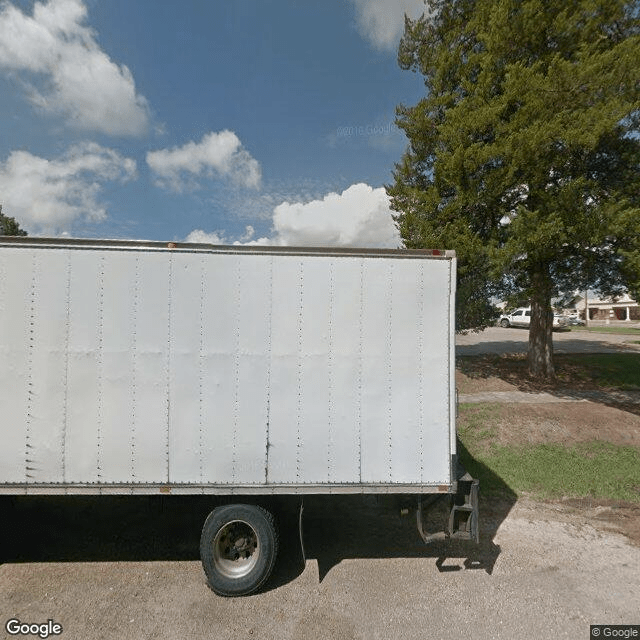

[297,258,332,483]
[200,255,241,484]
[28,250,67,484]
[389,259,425,484]
[267,256,302,483]
[168,253,202,484]
[233,255,271,484]
[327,259,361,483]
[66,250,101,482]
[100,251,142,483]
[420,261,453,482]
[360,258,393,483]
[0,249,32,482]
[130,253,170,483]
[0,241,456,493]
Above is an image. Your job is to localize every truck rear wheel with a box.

[200,504,278,597]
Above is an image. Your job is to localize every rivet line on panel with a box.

[62,250,71,483]
[232,257,242,483]
[198,255,205,484]
[25,252,37,480]
[296,260,304,482]
[387,262,393,483]
[264,256,274,484]
[327,259,335,483]
[357,259,364,482]
[96,254,105,480]
[447,260,453,482]
[418,261,425,483]
[131,254,139,482]
[166,253,173,482]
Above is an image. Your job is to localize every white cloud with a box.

[266,183,400,247]
[185,229,227,245]
[186,227,259,245]
[0,0,150,135]
[0,143,136,234]
[186,183,401,249]
[147,131,262,192]
[351,0,428,51]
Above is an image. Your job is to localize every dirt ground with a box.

[456,354,640,446]
[458,395,640,448]
[457,351,640,394]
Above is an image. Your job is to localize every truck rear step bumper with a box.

[417,472,479,544]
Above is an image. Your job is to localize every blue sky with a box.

[0,0,427,246]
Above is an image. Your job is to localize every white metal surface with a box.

[0,239,456,494]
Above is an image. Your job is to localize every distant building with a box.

[574,293,639,321]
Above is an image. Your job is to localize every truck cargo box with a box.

[0,238,458,495]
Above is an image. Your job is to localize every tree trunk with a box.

[528,267,555,380]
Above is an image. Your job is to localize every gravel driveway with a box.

[1,495,639,640]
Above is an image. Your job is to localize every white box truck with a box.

[0,237,478,595]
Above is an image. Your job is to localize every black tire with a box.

[499,319,510,328]
[200,504,278,597]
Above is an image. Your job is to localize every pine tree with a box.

[388,0,640,379]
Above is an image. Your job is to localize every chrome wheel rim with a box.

[212,520,260,579]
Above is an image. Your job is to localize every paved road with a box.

[456,326,640,356]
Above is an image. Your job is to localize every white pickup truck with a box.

[499,307,567,330]
[0,237,478,596]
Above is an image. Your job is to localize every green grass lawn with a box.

[567,325,640,335]
[459,436,640,502]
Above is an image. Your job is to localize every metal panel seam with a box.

[296,259,304,482]
[96,254,105,484]
[386,260,393,482]
[198,255,205,485]
[357,259,364,483]
[166,253,172,483]
[448,259,454,484]
[418,260,425,483]
[232,255,241,483]
[25,252,36,481]
[131,254,139,484]
[264,256,274,484]
[62,251,71,484]
[327,259,335,483]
